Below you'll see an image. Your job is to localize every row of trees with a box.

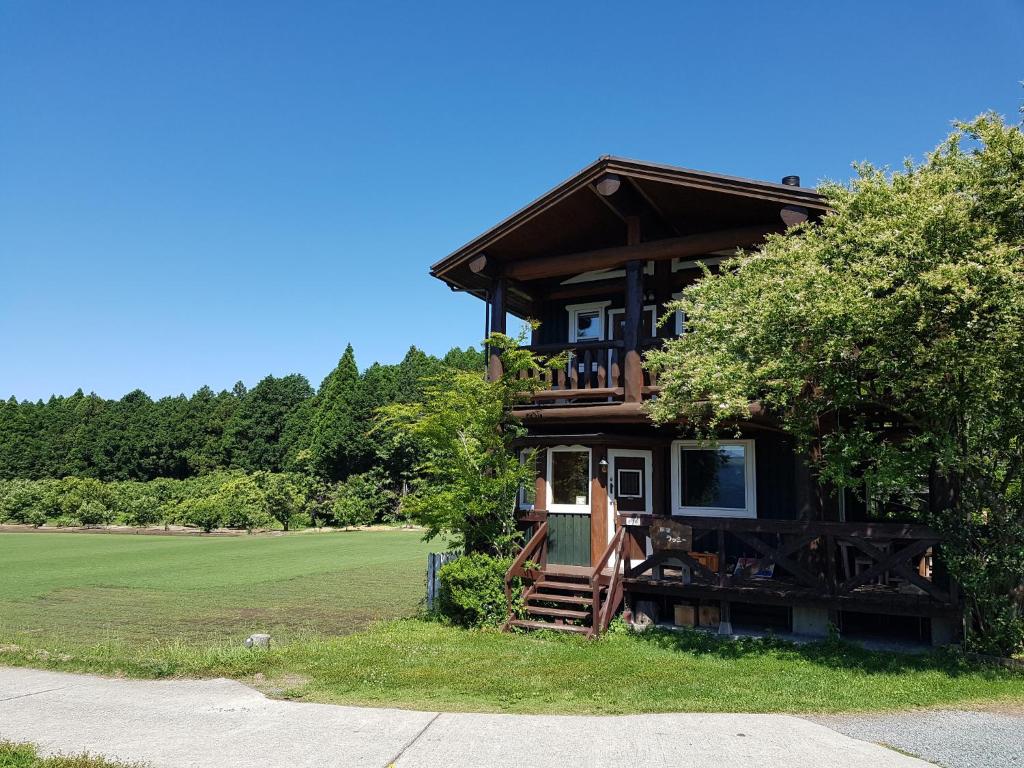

[0,345,484,486]
[0,469,399,533]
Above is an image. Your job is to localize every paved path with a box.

[813,707,1024,768]
[0,667,933,768]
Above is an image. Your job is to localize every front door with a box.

[608,449,653,543]
[546,446,593,566]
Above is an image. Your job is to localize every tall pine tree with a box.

[308,344,366,481]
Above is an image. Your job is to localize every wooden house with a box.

[430,157,961,644]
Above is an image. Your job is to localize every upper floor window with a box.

[566,301,611,342]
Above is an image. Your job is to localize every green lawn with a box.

[1,530,1022,715]
[0,529,436,644]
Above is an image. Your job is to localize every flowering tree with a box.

[648,111,1024,655]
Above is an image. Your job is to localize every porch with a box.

[506,509,961,644]
[619,515,960,638]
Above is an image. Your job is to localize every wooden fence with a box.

[426,551,459,610]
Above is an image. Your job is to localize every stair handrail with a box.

[504,521,548,612]
[590,526,626,637]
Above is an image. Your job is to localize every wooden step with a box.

[528,592,593,606]
[534,579,590,592]
[544,564,593,578]
[508,619,591,634]
[526,605,590,621]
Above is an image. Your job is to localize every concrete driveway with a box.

[1,666,933,768]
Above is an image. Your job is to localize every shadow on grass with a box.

[615,625,1016,681]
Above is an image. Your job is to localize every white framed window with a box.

[518,450,537,511]
[606,305,657,340]
[616,468,643,498]
[546,445,592,513]
[670,439,756,518]
[670,291,687,335]
[566,301,611,342]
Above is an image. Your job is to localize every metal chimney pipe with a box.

[781,175,801,187]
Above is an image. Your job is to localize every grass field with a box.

[1,530,1022,715]
[0,530,436,645]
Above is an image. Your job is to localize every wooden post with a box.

[623,260,644,403]
[591,445,608,565]
[487,277,507,381]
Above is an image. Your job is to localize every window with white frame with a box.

[547,446,591,513]
[671,291,688,336]
[518,450,537,510]
[616,468,643,498]
[670,439,756,518]
[566,301,611,342]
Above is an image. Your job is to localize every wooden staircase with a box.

[511,564,595,634]
[503,523,626,638]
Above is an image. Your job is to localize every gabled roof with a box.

[430,156,828,301]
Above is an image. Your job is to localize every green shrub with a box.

[331,469,396,528]
[53,477,111,518]
[76,500,112,527]
[120,496,160,528]
[437,553,515,628]
[21,508,46,527]
[52,514,81,528]
[215,473,270,532]
[0,479,47,524]
[179,497,223,533]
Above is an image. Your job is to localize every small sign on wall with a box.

[650,520,693,552]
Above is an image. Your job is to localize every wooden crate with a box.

[673,604,696,627]
[688,551,720,573]
[698,604,721,627]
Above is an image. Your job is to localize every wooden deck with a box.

[620,515,961,621]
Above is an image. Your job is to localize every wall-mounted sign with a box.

[650,520,693,552]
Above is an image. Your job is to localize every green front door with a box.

[547,512,591,566]
[546,446,594,566]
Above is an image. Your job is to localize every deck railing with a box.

[513,337,663,406]
[618,515,959,617]
[591,526,627,637]
[503,521,549,625]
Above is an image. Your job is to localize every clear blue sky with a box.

[2,1,1022,401]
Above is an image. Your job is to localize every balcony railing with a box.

[512,338,663,406]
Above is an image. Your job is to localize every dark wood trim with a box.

[523,339,625,354]
[619,514,942,539]
[512,433,673,448]
[487,276,507,381]
[516,402,650,422]
[501,225,780,281]
[622,579,961,618]
[623,258,644,403]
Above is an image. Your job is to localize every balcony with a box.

[509,338,662,410]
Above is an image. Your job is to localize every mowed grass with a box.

[0,530,436,645]
[1,530,1021,715]
[2,619,1023,714]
